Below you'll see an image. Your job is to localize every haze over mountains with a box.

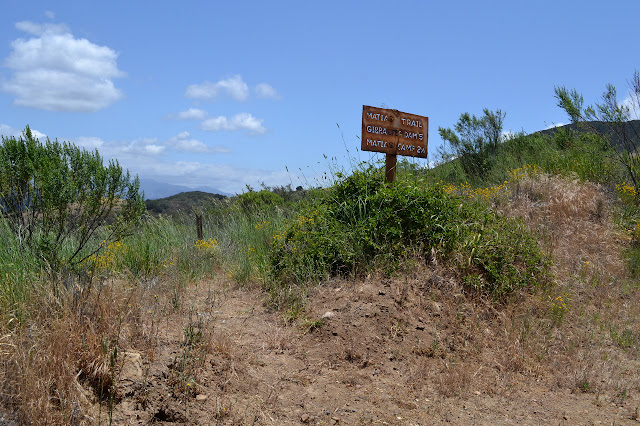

[138,178,233,200]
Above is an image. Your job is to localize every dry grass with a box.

[0,282,127,425]
[0,272,207,424]
[504,173,623,276]
[498,174,640,396]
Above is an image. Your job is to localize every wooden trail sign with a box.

[361,105,428,182]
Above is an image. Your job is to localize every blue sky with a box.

[0,1,638,194]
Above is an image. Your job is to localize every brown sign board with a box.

[361,105,428,158]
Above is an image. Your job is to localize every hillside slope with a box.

[145,191,227,215]
[96,173,640,424]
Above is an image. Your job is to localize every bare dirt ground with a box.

[60,176,640,425]
[102,269,640,425]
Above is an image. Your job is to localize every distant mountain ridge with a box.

[144,191,227,215]
[138,178,233,200]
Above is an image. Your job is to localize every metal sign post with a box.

[361,105,428,183]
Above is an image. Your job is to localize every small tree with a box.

[555,70,640,195]
[0,126,145,270]
[438,108,506,179]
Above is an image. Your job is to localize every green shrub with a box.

[0,127,145,271]
[460,213,549,295]
[234,189,284,213]
[269,165,549,299]
[438,108,506,180]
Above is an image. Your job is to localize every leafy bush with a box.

[269,165,549,299]
[0,127,145,271]
[460,213,549,295]
[438,108,506,179]
[234,189,284,213]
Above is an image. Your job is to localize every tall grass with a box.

[212,209,287,284]
[77,195,299,289]
[0,217,42,326]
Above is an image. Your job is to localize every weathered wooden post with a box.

[196,213,203,241]
[385,153,397,183]
[361,105,428,183]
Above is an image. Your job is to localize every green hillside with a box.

[145,190,227,215]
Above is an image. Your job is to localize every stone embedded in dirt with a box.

[120,351,143,383]
[322,311,335,319]
[300,413,311,423]
[195,394,208,401]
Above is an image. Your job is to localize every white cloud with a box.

[173,138,210,152]
[174,139,231,154]
[73,136,104,150]
[167,108,208,120]
[167,131,231,153]
[200,117,227,131]
[44,11,56,20]
[31,129,47,139]
[185,75,249,102]
[255,83,281,100]
[145,144,165,155]
[2,21,124,112]
[0,123,46,140]
[201,112,266,134]
[113,138,166,157]
[0,124,16,137]
[14,21,69,36]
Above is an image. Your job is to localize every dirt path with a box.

[105,271,640,425]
